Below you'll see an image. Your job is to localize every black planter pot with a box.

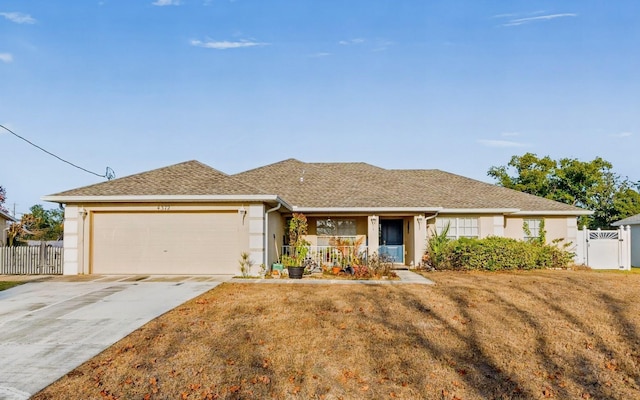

[287,266,304,279]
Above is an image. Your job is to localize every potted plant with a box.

[284,213,309,279]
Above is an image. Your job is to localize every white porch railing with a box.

[281,245,368,267]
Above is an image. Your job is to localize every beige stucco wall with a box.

[368,216,379,255]
[404,217,413,266]
[425,214,579,265]
[267,211,285,266]
[504,216,577,245]
[62,202,256,275]
[62,205,81,274]
[247,204,265,274]
[504,217,522,240]
[408,215,429,267]
[546,217,577,245]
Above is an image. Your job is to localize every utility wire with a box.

[0,124,115,180]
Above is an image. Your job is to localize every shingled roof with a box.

[46,159,589,214]
[612,213,640,226]
[48,160,268,197]
[0,209,17,222]
[233,159,588,213]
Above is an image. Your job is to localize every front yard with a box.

[0,281,23,291]
[34,270,640,399]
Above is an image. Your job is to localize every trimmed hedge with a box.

[432,236,573,271]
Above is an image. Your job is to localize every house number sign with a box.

[157,205,171,211]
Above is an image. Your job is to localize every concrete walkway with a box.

[0,275,231,399]
[232,269,435,284]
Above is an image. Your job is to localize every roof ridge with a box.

[236,158,303,175]
[309,161,386,170]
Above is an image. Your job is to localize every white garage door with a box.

[92,212,242,274]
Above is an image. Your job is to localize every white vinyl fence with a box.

[574,226,631,270]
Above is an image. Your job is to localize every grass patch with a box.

[0,281,24,291]
[33,270,640,399]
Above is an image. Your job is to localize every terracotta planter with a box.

[332,267,341,275]
[287,266,304,279]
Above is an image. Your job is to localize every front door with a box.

[379,219,404,263]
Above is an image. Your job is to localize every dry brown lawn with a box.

[33,270,640,399]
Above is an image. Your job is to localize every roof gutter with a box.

[509,210,593,216]
[291,207,443,213]
[438,208,521,214]
[42,194,293,210]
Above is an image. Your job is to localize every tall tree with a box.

[20,204,64,241]
[0,185,7,213]
[488,153,640,228]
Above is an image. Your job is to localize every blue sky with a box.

[1,1,638,216]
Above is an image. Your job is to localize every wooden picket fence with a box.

[0,244,63,275]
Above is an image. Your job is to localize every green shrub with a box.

[423,223,451,269]
[430,236,573,271]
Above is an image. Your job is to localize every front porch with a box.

[281,244,406,268]
[269,213,431,269]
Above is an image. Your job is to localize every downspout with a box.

[423,211,439,233]
[264,203,282,269]
[424,211,439,223]
[421,211,439,265]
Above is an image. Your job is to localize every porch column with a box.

[248,204,265,275]
[62,205,80,275]
[413,215,428,267]
[368,215,379,256]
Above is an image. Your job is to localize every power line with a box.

[0,124,115,180]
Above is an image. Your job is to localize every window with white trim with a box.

[523,219,542,240]
[317,218,356,246]
[436,217,478,239]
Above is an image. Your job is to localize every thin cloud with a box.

[610,132,633,138]
[478,139,528,148]
[0,12,36,24]
[190,39,269,50]
[309,52,331,58]
[339,38,365,45]
[0,53,13,63]
[502,13,576,27]
[501,132,521,137]
[492,10,545,19]
[152,0,181,6]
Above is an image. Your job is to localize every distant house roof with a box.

[44,159,591,215]
[0,209,17,222]
[612,213,640,226]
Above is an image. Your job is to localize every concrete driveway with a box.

[0,275,231,400]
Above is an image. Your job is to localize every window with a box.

[317,218,356,246]
[523,219,542,240]
[436,217,478,239]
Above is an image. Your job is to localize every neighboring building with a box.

[43,159,591,275]
[0,209,17,246]
[612,214,640,267]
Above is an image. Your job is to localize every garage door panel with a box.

[92,212,242,274]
